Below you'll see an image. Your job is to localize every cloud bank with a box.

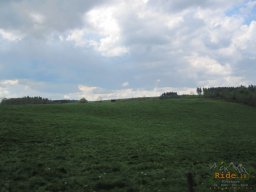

[0,0,255,100]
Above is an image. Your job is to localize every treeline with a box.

[1,96,81,105]
[202,85,256,106]
[1,96,50,105]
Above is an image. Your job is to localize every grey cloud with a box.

[0,0,255,100]
[116,3,254,88]
[0,0,111,38]
[147,0,243,12]
[0,38,105,82]
[118,13,170,46]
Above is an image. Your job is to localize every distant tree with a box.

[160,92,179,99]
[79,97,88,103]
[196,87,202,96]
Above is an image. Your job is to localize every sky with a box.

[0,0,256,101]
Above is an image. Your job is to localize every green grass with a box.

[0,98,256,192]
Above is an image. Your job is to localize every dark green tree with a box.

[196,87,202,96]
[79,97,88,103]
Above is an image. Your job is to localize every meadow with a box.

[0,97,256,192]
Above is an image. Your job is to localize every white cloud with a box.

[0,28,23,42]
[66,29,87,47]
[122,81,129,87]
[233,21,256,52]
[187,55,232,76]
[78,85,98,92]
[0,79,71,100]
[30,12,45,24]
[198,76,251,88]
[216,20,256,62]
[68,84,196,101]
[65,5,129,56]
[0,80,19,86]
[84,5,128,56]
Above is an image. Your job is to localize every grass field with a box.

[0,98,256,192]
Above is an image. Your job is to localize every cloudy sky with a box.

[0,0,255,100]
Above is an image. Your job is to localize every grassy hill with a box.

[0,98,256,192]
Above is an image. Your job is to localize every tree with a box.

[197,87,202,96]
[79,97,88,103]
[160,92,178,99]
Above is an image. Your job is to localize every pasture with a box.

[0,98,256,191]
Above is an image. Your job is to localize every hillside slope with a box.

[0,98,256,191]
